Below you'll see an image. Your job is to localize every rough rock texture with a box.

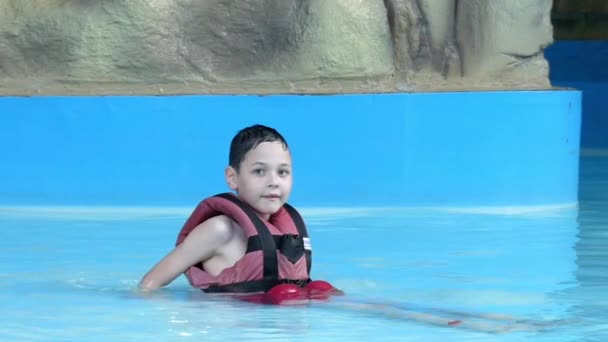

[0,0,553,95]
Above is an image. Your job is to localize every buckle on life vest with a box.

[279,234,304,264]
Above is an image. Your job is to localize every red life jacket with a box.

[176,193,312,293]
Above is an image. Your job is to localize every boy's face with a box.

[226,141,293,220]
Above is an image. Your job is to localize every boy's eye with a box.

[279,169,291,176]
[252,169,264,175]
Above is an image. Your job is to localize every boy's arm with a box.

[138,215,234,291]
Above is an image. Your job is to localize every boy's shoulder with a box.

[191,214,239,242]
[206,213,238,230]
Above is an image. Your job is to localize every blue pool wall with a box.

[0,90,580,207]
[546,40,608,150]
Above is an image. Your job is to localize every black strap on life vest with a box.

[203,193,310,293]
[282,202,312,275]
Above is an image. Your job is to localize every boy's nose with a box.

[267,173,279,187]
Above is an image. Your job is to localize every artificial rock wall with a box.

[0,0,554,95]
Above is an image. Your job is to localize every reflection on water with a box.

[563,157,608,340]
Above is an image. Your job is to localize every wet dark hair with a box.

[229,124,289,171]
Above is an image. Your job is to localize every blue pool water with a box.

[0,156,606,341]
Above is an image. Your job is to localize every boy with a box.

[139,124,339,302]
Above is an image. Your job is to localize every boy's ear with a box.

[225,166,238,190]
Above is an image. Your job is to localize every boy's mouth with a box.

[262,194,281,200]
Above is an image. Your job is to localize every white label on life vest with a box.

[303,237,311,250]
